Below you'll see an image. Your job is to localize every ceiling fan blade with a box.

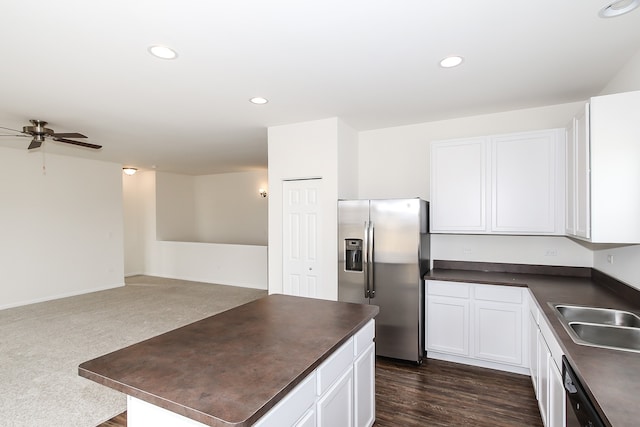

[52,137,102,149]
[0,125,25,134]
[0,134,29,137]
[28,139,42,150]
[51,132,87,138]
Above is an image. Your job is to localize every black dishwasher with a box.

[562,356,605,427]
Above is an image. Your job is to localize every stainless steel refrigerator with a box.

[338,198,430,363]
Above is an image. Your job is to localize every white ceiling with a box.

[1,0,639,175]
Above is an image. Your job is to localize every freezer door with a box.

[338,200,370,305]
[370,199,423,362]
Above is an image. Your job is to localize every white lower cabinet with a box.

[317,366,354,427]
[295,409,316,427]
[354,342,375,427]
[548,356,565,427]
[425,280,527,374]
[426,294,470,356]
[473,300,522,365]
[528,291,565,427]
[537,332,550,427]
[528,311,539,398]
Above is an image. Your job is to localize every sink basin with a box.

[554,304,640,327]
[549,303,640,353]
[569,322,640,352]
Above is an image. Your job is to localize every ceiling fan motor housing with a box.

[23,120,54,136]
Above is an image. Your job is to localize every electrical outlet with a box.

[462,247,472,255]
[607,254,614,264]
[545,249,558,257]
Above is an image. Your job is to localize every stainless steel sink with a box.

[569,322,640,352]
[554,304,640,327]
[549,303,640,353]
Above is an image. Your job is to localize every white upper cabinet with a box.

[430,137,488,233]
[565,90,640,243]
[430,129,565,235]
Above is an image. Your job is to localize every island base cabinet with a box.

[295,409,317,427]
[253,372,318,427]
[317,366,354,427]
[127,396,209,427]
[354,342,375,427]
[257,319,375,427]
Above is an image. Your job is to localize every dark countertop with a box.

[79,294,379,427]
[426,262,640,427]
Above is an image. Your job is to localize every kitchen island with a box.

[79,294,379,427]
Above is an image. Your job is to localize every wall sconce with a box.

[123,167,138,176]
[259,188,268,198]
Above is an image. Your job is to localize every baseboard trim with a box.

[426,351,530,376]
[0,282,125,310]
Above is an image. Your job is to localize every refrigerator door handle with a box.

[363,221,370,298]
[368,222,375,298]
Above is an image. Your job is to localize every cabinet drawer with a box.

[427,280,470,298]
[317,338,354,395]
[474,284,522,303]
[235,371,316,427]
[354,319,375,357]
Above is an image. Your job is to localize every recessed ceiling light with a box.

[440,56,464,68]
[148,45,178,60]
[250,97,269,105]
[599,0,640,17]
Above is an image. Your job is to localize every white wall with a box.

[156,172,197,242]
[337,119,359,199]
[600,47,640,96]
[123,171,145,276]
[154,170,268,245]
[194,170,268,245]
[358,102,594,268]
[592,46,640,290]
[0,147,124,309]
[268,117,357,300]
[124,170,267,289]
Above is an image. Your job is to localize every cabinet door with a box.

[590,90,640,243]
[565,122,576,236]
[491,130,563,234]
[473,300,522,365]
[317,366,354,427]
[354,342,375,427]
[537,332,550,427]
[548,361,566,427]
[528,311,539,398]
[574,104,591,239]
[430,138,488,233]
[295,408,317,427]
[426,295,470,355]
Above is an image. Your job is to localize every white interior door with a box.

[282,179,321,298]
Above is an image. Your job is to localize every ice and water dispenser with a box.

[344,239,363,272]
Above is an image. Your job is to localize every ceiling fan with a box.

[0,119,102,150]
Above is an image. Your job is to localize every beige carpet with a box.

[0,275,267,427]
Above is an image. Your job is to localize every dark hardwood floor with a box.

[374,357,542,427]
[98,357,542,427]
